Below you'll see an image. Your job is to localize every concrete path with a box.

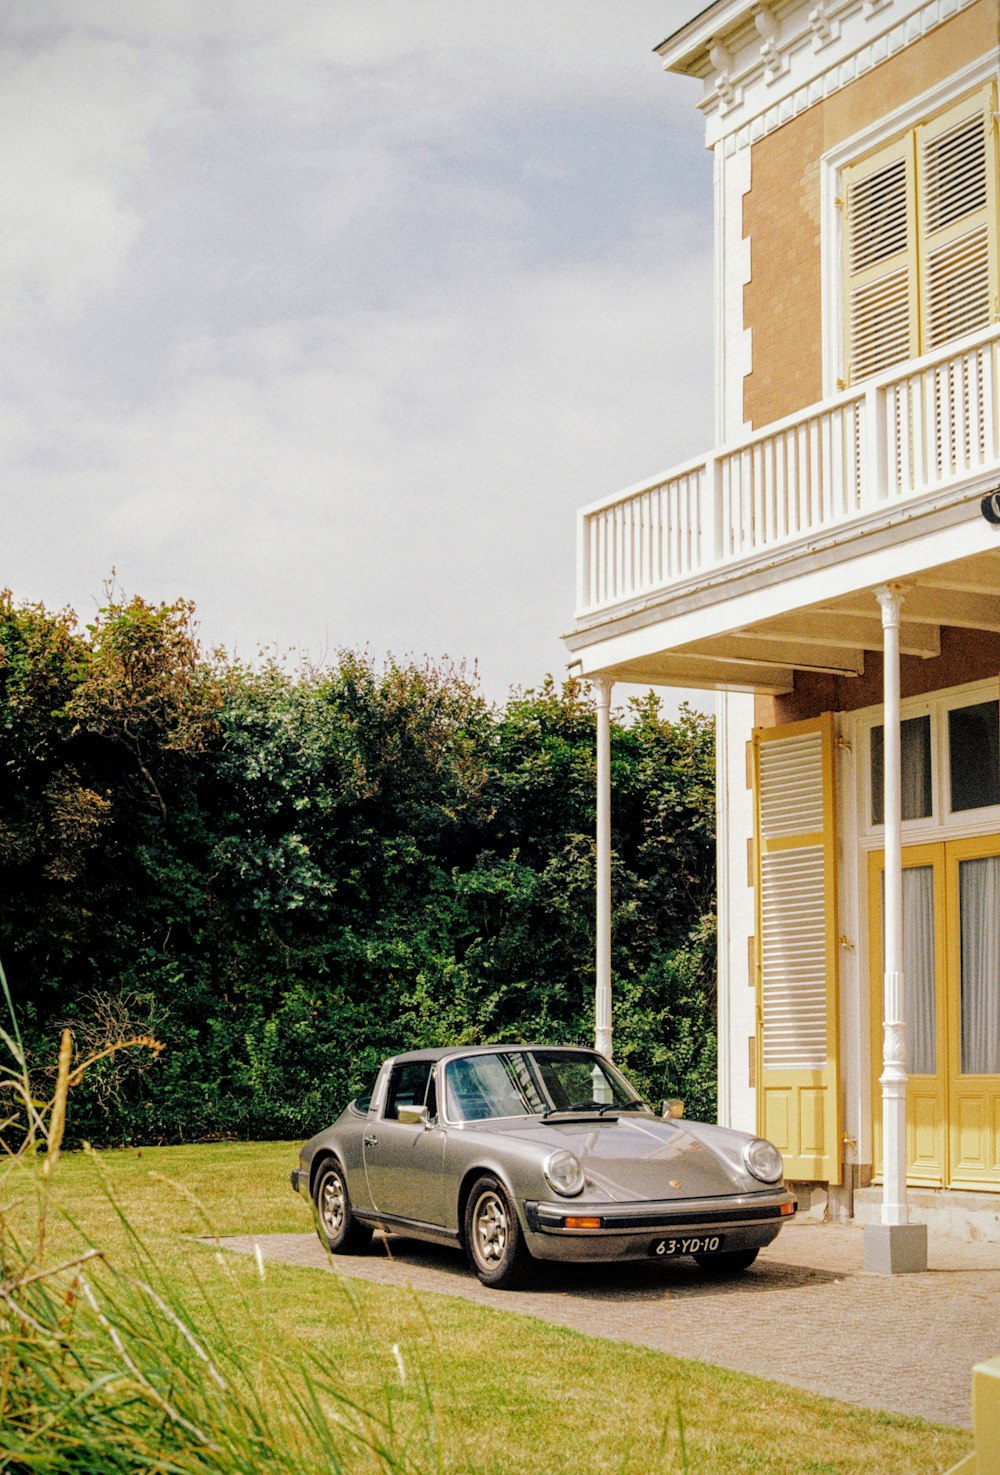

[215,1221,1000,1429]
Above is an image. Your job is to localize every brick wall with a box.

[742,0,996,430]
[754,628,1000,728]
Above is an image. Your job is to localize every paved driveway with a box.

[217,1220,999,1429]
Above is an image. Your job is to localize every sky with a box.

[2,0,714,709]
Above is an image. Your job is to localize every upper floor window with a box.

[841,83,999,385]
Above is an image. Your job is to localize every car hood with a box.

[474,1115,751,1201]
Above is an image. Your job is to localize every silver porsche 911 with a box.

[290,1044,796,1289]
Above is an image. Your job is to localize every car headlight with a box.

[743,1137,784,1183]
[543,1150,586,1197]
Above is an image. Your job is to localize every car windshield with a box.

[443,1049,646,1122]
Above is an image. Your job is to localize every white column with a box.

[594,677,613,1059]
[876,584,908,1226]
[863,586,926,1273]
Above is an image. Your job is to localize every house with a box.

[566,0,1000,1260]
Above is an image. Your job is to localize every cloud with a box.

[0,29,194,326]
[1,0,714,707]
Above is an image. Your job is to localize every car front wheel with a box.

[313,1159,373,1255]
[693,1247,759,1275]
[463,1175,533,1289]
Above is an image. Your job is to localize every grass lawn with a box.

[2,1139,973,1475]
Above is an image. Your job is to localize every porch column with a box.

[594,677,613,1059]
[863,586,927,1274]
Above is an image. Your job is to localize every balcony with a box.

[569,325,1000,693]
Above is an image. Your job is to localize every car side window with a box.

[383,1061,432,1120]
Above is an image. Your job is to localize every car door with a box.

[362,1060,448,1226]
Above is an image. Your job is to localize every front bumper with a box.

[290,1167,308,1195]
[521,1188,796,1262]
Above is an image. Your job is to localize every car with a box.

[290,1044,796,1289]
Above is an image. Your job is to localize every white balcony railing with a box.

[576,324,1000,620]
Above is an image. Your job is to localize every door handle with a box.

[363,1132,378,1148]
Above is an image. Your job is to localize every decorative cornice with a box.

[658,0,983,151]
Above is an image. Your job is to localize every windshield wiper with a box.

[543,1100,618,1117]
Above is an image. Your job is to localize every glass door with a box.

[946,836,1000,1188]
[868,845,947,1186]
[869,836,1000,1189]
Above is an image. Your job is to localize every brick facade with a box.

[742,0,997,430]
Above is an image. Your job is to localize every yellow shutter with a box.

[916,83,999,350]
[842,133,919,384]
[753,713,841,1183]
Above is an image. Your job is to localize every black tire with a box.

[313,1159,373,1255]
[693,1247,759,1275]
[463,1175,533,1289]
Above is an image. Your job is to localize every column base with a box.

[863,1221,928,1275]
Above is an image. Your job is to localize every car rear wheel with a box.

[463,1175,533,1289]
[693,1247,759,1275]
[313,1159,373,1255]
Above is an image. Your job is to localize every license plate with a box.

[650,1234,725,1258]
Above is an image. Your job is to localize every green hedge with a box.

[0,589,716,1143]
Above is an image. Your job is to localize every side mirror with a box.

[397,1104,432,1128]
[661,1098,685,1120]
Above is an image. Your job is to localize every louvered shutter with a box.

[917,84,999,351]
[753,714,841,1183]
[842,134,919,384]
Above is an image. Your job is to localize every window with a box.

[870,715,932,825]
[444,1054,543,1121]
[384,1060,432,1120]
[948,700,1000,813]
[842,84,999,384]
[863,686,1000,835]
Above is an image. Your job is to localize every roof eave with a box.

[655,0,763,75]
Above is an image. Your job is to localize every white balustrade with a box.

[577,460,707,613]
[576,324,1000,619]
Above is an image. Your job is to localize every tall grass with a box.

[0,972,456,1475]
[4,979,965,1475]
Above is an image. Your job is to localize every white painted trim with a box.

[714,141,726,446]
[715,690,733,1126]
[570,504,999,677]
[820,51,1000,395]
[698,0,984,149]
[594,678,613,1060]
[854,677,1000,848]
[835,711,865,1168]
[839,705,875,1163]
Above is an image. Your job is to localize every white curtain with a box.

[901,717,932,821]
[872,716,932,823]
[881,866,936,1074]
[960,856,1000,1075]
[903,866,936,1076]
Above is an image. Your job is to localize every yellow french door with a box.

[869,836,1000,1189]
[947,836,1000,1188]
[869,845,947,1185]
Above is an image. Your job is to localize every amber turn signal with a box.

[780,1201,796,1216]
[564,1216,602,1229]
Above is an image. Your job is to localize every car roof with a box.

[386,1043,599,1066]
